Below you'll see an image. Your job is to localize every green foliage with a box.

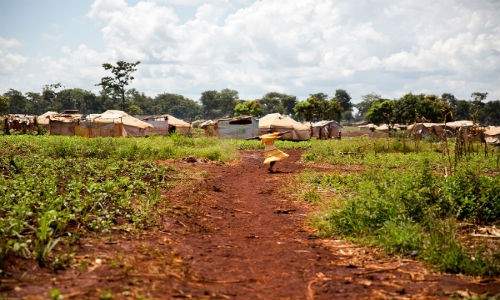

[97,60,140,110]
[304,140,500,275]
[49,289,63,300]
[0,136,182,268]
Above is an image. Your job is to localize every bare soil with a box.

[1,150,499,299]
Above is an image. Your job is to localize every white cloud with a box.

[0,37,27,75]
[2,0,500,102]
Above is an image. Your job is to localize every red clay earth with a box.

[1,150,499,299]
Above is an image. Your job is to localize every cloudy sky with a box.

[1,0,499,103]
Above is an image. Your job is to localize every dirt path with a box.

[2,150,499,299]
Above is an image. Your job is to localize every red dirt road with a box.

[2,150,499,299]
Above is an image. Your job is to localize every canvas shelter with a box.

[258,113,311,141]
[312,120,342,139]
[446,120,474,129]
[76,110,152,137]
[484,126,500,146]
[405,123,447,138]
[4,114,38,134]
[358,123,377,131]
[143,114,191,136]
[200,120,217,136]
[215,116,259,139]
[37,111,58,127]
[48,113,83,136]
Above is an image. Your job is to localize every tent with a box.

[200,120,217,136]
[77,110,152,137]
[484,126,500,146]
[143,114,191,135]
[258,113,311,141]
[312,120,342,139]
[446,120,474,130]
[48,113,83,136]
[216,116,259,139]
[358,123,377,131]
[37,111,58,126]
[406,123,447,138]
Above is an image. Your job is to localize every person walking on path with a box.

[259,131,289,173]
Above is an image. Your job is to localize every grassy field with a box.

[0,133,499,275]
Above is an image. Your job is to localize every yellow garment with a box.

[260,132,289,165]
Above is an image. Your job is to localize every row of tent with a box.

[357,120,500,146]
[32,111,343,141]
[8,111,499,145]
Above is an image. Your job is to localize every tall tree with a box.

[200,89,238,119]
[479,100,500,125]
[394,93,423,124]
[152,93,201,120]
[25,92,44,115]
[293,94,342,122]
[200,90,219,119]
[0,95,10,115]
[470,92,487,122]
[355,93,383,120]
[366,100,396,127]
[233,100,262,117]
[4,89,28,114]
[96,60,140,110]
[333,89,353,121]
[260,92,298,116]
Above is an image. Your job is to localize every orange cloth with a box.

[260,132,289,165]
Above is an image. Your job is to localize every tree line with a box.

[0,61,498,125]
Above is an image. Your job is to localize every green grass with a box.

[0,134,245,269]
[301,139,500,275]
[1,134,499,276]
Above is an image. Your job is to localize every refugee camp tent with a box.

[4,114,38,134]
[143,114,191,135]
[446,120,474,129]
[484,126,500,146]
[200,120,217,136]
[312,120,342,139]
[48,113,83,136]
[258,113,311,141]
[406,123,447,138]
[216,116,259,139]
[358,123,377,131]
[37,111,58,127]
[77,110,152,137]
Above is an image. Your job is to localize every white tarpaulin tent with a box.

[78,110,152,137]
[143,114,191,135]
[258,113,311,141]
[484,126,500,146]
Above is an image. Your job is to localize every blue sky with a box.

[1,0,499,103]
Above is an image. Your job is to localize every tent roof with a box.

[37,111,59,124]
[485,126,500,136]
[258,113,309,130]
[446,120,474,128]
[165,114,190,127]
[312,120,342,127]
[143,114,190,127]
[90,110,153,129]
